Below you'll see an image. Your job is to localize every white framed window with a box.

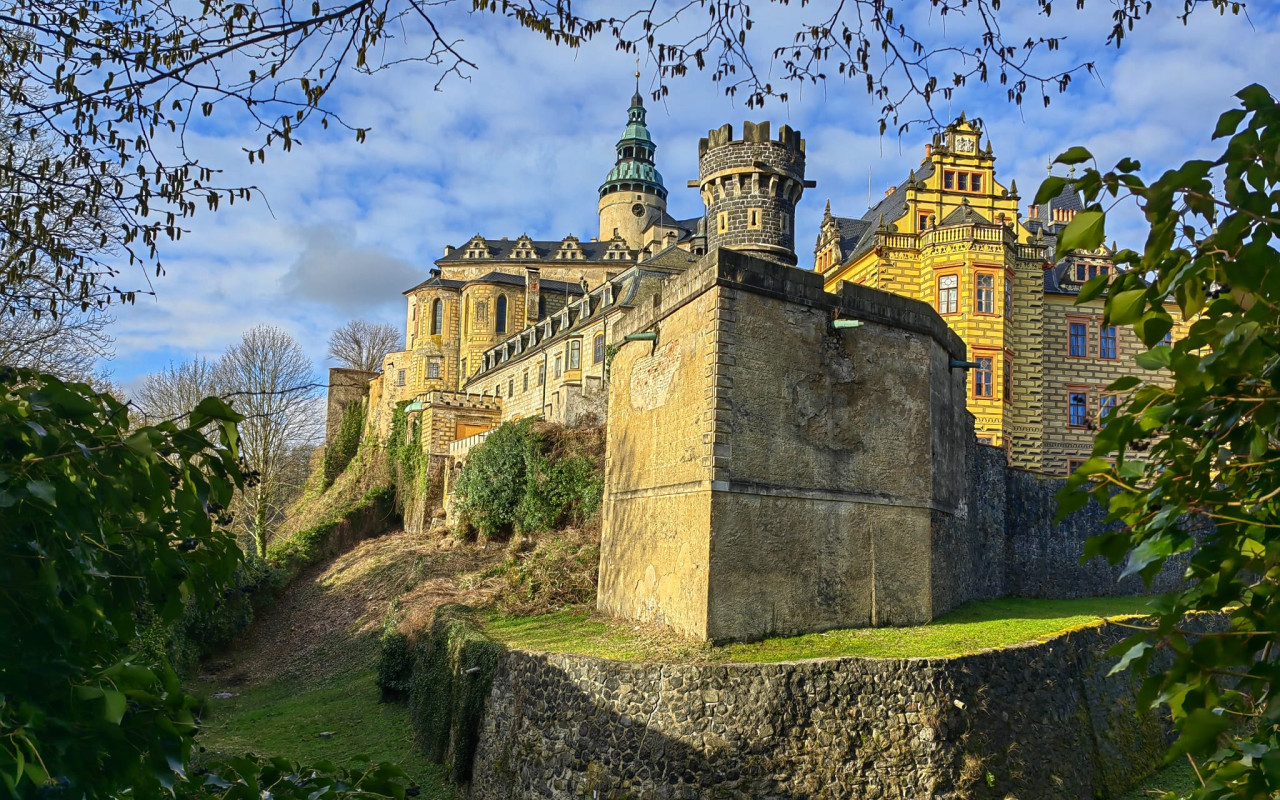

[937,274,959,315]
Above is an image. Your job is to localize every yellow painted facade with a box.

[818,116,1186,473]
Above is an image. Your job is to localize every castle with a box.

[325,88,1188,641]
[342,91,1184,479]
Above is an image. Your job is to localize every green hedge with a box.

[403,606,503,784]
[164,555,289,674]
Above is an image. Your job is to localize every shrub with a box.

[376,601,413,701]
[452,419,604,541]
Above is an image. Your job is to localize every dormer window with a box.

[554,236,585,260]
[1074,263,1111,282]
[463,236,492,259]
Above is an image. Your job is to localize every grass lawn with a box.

[193,669,457,799]
[483,596,1157,663]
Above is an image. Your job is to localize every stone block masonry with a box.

[460,618,1187,800]
[696,121,814,266]
[600,248,976,641]
[325,367,377,444]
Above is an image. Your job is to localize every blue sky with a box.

[105,1,1280,390]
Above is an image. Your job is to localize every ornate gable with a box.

[463,235,493,259]
[604,234,633,262]
[554,235,585,261]
[510,234,538,260]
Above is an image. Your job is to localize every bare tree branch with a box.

[328,318,400,372]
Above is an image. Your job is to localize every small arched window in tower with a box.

[430,299,443,335]
[495,295,508,334]
[748,209,762,230]
[462,298,470,334]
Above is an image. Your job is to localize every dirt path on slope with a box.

[202,529,505,689]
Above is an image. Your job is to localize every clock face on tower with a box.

[631,203,646,217]
[955,136,976,154]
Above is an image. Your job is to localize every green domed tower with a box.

[598,88,668,249]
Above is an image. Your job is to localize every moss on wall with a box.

[406,606,504,784]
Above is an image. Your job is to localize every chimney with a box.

[443,245,454,256]
[525,266,541,323]
[924,143,933,158]
[884,187,894,197]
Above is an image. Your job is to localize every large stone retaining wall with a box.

[456,620,1169,800]
[960,445,1191,600]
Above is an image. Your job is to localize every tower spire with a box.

[598,81,668,248]
[633,59,643,109]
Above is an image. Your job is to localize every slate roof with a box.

[1024,181,1085,238]
[403,270,585,296]
[402,274,466,295]
[470,271,586,295]
[832,160,938,263]
[832,217,872,255]
[437,238,626,263]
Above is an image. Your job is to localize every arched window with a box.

[538,296,546,319]
[593,333,605,364]
[430,299,443,335]
[495,295,508,334]
[462,298,469,333]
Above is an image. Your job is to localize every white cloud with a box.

[280,226,423,311]
[99,1,1280,381]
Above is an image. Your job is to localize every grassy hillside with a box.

[195,669,455,798]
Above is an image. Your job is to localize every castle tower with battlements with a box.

[693,121,815,266]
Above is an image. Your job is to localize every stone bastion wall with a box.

[408,610,1185,800]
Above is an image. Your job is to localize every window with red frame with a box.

[1069,390,1089,428]
[1069,321,1088,357]
[976,274,996,313]
[974,356,994,398]
[1100,325,1118,360]
[937,274,958,314]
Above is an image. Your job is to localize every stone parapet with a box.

[695,121,812,266]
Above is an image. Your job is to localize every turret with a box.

[598,88,668,249]
[693,121,814,266]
